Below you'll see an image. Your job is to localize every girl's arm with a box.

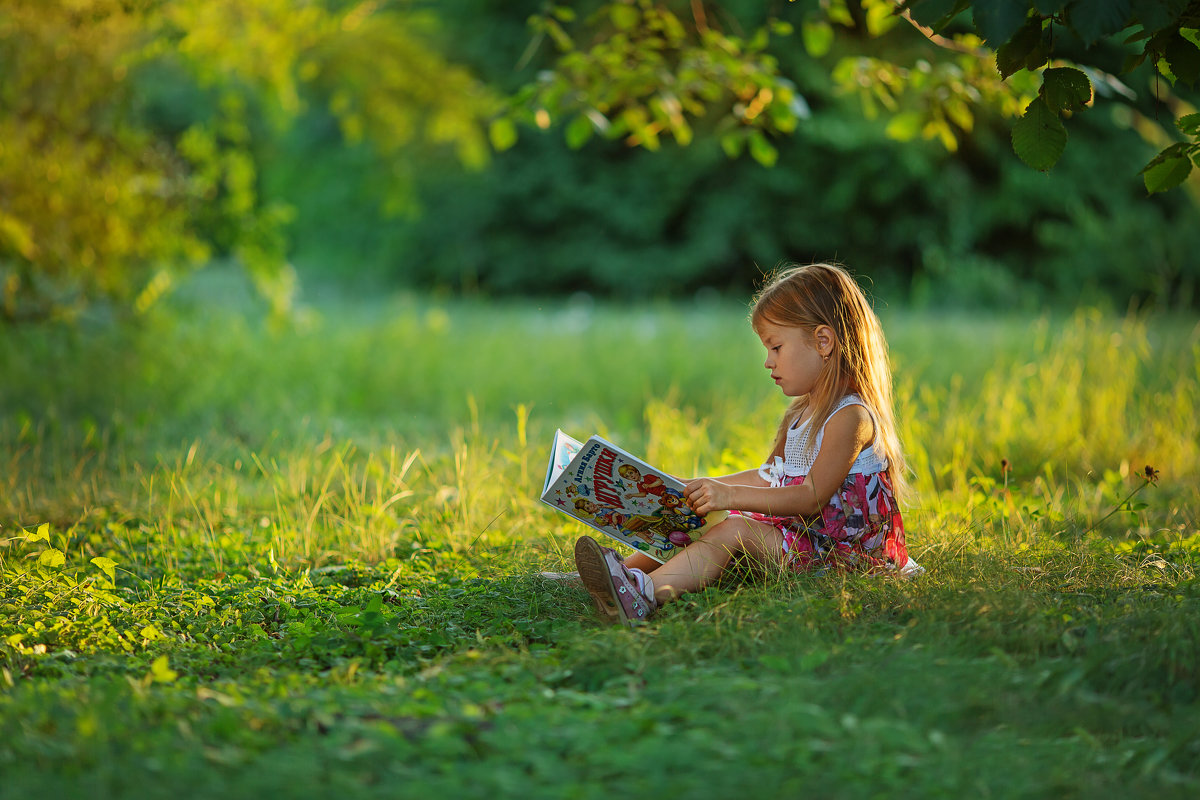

[684,405,873,517]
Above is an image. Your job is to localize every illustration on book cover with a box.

[541,430,724,563]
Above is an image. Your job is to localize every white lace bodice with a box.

[759,394,888,485]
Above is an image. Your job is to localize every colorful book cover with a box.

[540,429,728,563]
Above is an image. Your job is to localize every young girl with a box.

[574,262,919,627]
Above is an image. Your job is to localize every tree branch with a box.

[691,0,708,35]
[895,5,990,57]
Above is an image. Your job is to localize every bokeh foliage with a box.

[279,0,1200,306]
[3,1,1200,318]
[0,1,202,320]
[0,0,497,322]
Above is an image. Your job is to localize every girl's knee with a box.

[699,516,782,559]
[699,517,763,546]
[696,517,742,547]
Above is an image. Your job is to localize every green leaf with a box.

[1042,67,1093,112]
[944,98,974,131]
[997,17,1045,78]
[148,655,178,684]
[91,556,118,580]
[886,111,924,140]
[1156,57,1179,85]
[610,4,639,32]
[26,523,50,543]
[488,118,518,152]
[720,132,744,158]
[747,131,778,167]
[1165,32,1200,86]
[564,114,594,149]
[974,0,1032,46]
[672,116,694,145]
[801,19,834,57]
[0,212,37,261]
[1142,153,1192,192]
[1068,0,1133,45]
[769,19,795,37]
[38,548,66,568]
[1012,96,1067,170]
[1177,112,1200,135]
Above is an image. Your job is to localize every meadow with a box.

[1,276,1198,798]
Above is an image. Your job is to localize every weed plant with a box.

[1,282,1198,798]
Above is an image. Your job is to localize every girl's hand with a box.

[683,478,734,515]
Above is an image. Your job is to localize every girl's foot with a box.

[573,536,658,628]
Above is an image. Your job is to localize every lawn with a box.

[2,277,1198,798]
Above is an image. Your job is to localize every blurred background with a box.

[2,0,1199,323]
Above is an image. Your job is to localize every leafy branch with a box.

[895,0,1200,191]
[504,1,802,166]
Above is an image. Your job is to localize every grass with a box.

[1,274,1198,798]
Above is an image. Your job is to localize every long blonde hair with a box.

[750,262,909,502]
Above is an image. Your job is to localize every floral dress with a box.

[733,395,908,573]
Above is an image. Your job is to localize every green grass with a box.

[1,276,1198,798]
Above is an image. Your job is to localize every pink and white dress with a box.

[733,395,913,574]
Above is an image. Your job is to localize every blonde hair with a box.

[750,262,909,503]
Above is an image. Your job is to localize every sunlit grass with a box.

[1,285,1198,797]
[2,292,1197,569]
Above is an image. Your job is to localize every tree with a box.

[876,0,1200,193]
[4,1,1197,319]
[511,0,1200,193]
[0,0,497,322]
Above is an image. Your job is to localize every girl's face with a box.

[757,320,827,397]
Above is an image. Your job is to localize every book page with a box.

[543,429,583,495]
[541,434,727,563]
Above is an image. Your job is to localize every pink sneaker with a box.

[574,536,658,628]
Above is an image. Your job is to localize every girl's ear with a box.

[814,324,836,358]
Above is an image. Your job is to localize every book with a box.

[540,429,728,563]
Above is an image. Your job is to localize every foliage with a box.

[519,1,1200,193]
[0,0,497,321]
[502,0,803,167]
[264,0,1199,308]
[283,101,1200,306]
[1,295,1199,796]
[895,0,1200,192]
[5,0,1200,318]
[0,1,205,322]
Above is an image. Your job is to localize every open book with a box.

[540,429,728,563]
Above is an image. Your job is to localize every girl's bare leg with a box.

[622,551,661,573]
[644,517,784,604]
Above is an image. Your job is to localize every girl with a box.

[574,263,919,627]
